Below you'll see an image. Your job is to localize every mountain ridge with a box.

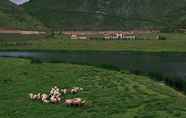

[1,0,186,30]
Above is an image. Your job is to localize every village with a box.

[63,30,159,40]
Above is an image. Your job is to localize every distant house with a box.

[9,0,30,6]
[103,32,136,40]
[70,34,87,40]
[63,31,136,40]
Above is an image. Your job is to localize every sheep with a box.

[61,87,83,94]
[29,93,38,100]
[71,87,83,94]
[73,98,82,101]
[50,96,58,103]
[72,100,81,106]
[50,86,61,96]
[61,88,70,94]
[56,96,61,102]
[53,90,61,96]
[49,88,55,96]
[54,86,60,92]
[48,86,62,104]
[36,93,41,100]
[64,99,73,106]
[29,86,86,106]
[64,98,86,107]
[72,99,87,107]
[29,93,34,100]
[41,93,49,103]
[50,95,61,104]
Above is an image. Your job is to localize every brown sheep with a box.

[64,98,86,107]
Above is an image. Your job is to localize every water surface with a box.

[0,51,186,79]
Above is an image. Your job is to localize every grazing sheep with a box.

[72,100,81,106]
[41,93,49,103]
[61,87,83,94]
[54,86,60,92]
[43,100,50,103]
[56,96,61,102]
[53,90,61,96]
[64,98,86,107]
[50,95,59,104]
[36,93,41,100]
[29,93,37,100]
[73,98,82,101]
[29,93,34,99]
[48,86,62,104]
[29,86,86,106]
[50,86,60,95]
[71,87,83,94]
[49,88,55,96]
[61,88,70,94]
[64,99,73,106]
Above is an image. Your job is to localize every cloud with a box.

[9,0,30,5]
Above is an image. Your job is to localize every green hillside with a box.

[23,0,186,30]
[0,0,45,30]
[1,0,186,30]
[1,58,186,118]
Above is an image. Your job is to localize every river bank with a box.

[1,37,186,52]
[1,51,186,94]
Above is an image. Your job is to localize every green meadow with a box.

[1,59,186,118]
[0,33,186,52]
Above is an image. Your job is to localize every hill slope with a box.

[1,59,186,117]
[23,0,186,30]
[0,0,45,30]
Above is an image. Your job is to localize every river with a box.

[0,51,186,80]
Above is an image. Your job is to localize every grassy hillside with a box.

[0,0,45,30]
[1,0,186,30]
[23,0,186,30]
[1,58,186,118]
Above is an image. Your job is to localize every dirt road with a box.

[0,29,46,35]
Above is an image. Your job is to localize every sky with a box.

[9,0,30,5]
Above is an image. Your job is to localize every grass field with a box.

[0,33,186,52]
[1,59,186,118]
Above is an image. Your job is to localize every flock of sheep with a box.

[29,86,87,107]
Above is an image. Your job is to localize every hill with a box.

[1,0,186,30]
[23,0,186,30]
[1,58,186,117]
[0,0,45,30]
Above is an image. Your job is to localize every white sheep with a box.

[29,93,34,99]
[61,87,84,94]
[61,89,68,94]
[36,93,41,100]
[29,93,37,100]
[29,86,85,105]
[50,96,58,103]
[41,93,49,103]
[49,88,55,96]
[64,98,85,106]
[53,90,61,96]
[64,99,73,106]
[50,86,61,95]
[71,87,83,94]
